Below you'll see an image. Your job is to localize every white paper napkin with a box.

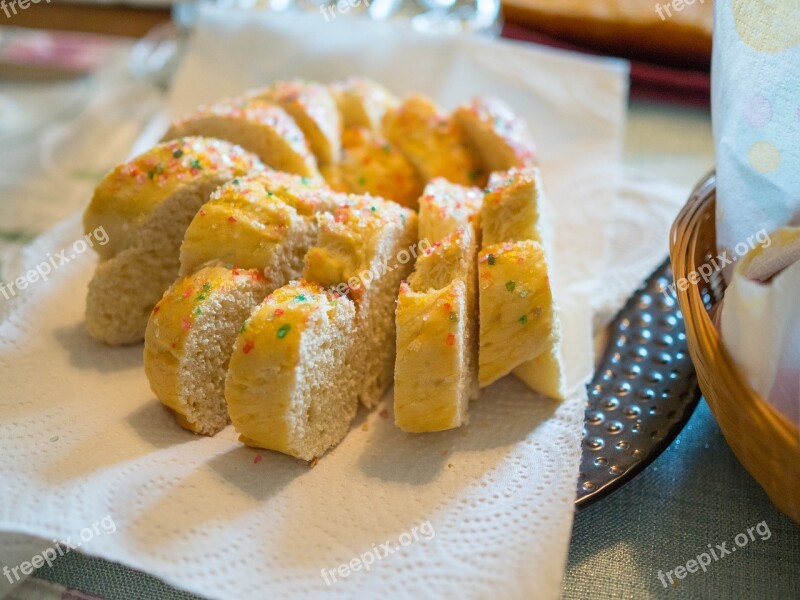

[0,11,649,600]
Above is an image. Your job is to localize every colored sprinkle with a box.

[203,282,211,290]
[443,302,451,310]
[199,209,207,217]
[450,312,458,322]
[147,171,155,180]
[228,216,237,223]
[240,324,246,334]
[518,314,528,325]
[152,306,160,315]
[182,288,193,298]
[301,177,310,185]
[194,307,202,315]
[277,323,291,339]
[358,176,367,186]
[173,149,184,158]
[190,159,202,170]
[446,333,455,346]
[233,178,240,185]
[382,144,391,153]
[487,254,496,265]
[379,409,389,419]
[253,454,263,464]
[232,266,239,276]
[370,206,377,212]
[505,281,516,293]
[243,340,255,354]
[181,317,191,331]
[295,295,306,302]
[274,308,285,316]
[195,293,206,301]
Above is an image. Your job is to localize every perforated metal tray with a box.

[576,259,701,507]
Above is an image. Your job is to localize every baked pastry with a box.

[227,200,417,458]
[179,172,331,278]
[478,167,565,398]
[417,177,483,243]
[226,282,358,460]
[322,126,423,209]
[83,137,262,345]
[144,266,270,435]
[382,96,486,187]
[454,97,536,172]
[331,78,398,131]
[304,198,418,408]
[163,98,321,180]
[250,80,341,166]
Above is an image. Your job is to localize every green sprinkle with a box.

[449,312,458,322]
[173,149,184,158]
[277,323,291,339]
[487,254,496,266]
[195,293,206,301]
[267,191,273,196]
[295,294,306,302]
[370,206,377,212]
[233,178,240,185]
[194,307,202,315]
[505,281,516,293]
[240,323,247,334]
[518,314,528,325]
[301,177,310,185]
[382,144,392,153]
[147,171,155,180]
[190,159,202,170]
[358,176,367,186]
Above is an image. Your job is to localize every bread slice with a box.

[83,137,262,261]
[394,179,481,433]
[330,78,398,131]
[144,266,270,435]
[417,177,482,244]
[395,226,479,432]
[179,174,325,279]
[163,99,320,180]
[382,96,486,187]
[454,96,536,172]
[83,137,263,345]
[322,126,423,209]
[478,167,565,398]
[304,197,417,408]
[251,80,341,166]
[226,281,357,460]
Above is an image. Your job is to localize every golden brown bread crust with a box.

[502,0,713,68]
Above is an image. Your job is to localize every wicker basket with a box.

[669,172,800,523]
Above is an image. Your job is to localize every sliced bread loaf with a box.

[330,78,398,132]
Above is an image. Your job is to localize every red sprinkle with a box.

[228,216,237,223]
[379,409,389,419]
[274,308,285,316]
[181,317,191,331]
[199,210,206,217]
[152,305,160,315]
[243,340,255,354]
[253,455,263,464]
[446,333,456,346]
[182,287,193,298]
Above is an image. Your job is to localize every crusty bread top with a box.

[408,227,475,293]
[454,96,537,171]
[482,166,545,247]
[331,78,399,132]
[149,266,267,355]
[418,178,482,244]
[382,96,486,187]
[235,280,340,368]
[323,127,423,210]
[167,98,316,168]
[84,137,262,258]
[250,80,342,166]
